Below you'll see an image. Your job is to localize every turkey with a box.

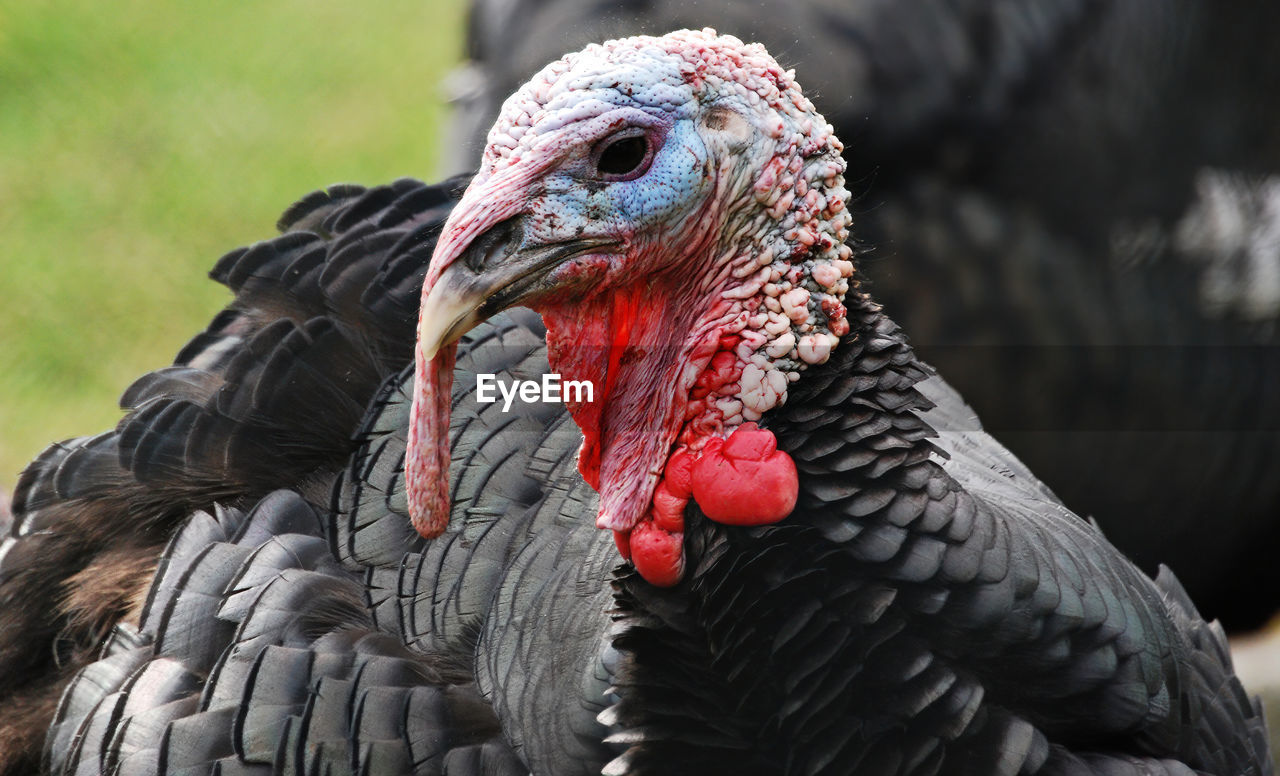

[448,0,1280,629]
[0,28,1272,776]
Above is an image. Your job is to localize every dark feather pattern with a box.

[602,291,1270,775]
[449,0,1280,630]
[4,172,1271,775]
[0,178,466,773]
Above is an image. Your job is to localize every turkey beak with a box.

[418,216,615,360]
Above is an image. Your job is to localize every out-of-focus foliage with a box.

[0,0,466,486]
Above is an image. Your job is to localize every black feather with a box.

[451,0,1280,632]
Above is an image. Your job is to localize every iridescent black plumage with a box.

[450,0,1280,628]
[1,177,1270,774]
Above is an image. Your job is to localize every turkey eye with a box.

[596,135,650,179]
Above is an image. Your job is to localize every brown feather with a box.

[0,666,76,775]
[60,543,158,652]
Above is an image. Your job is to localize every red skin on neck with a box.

[539,279,798,587]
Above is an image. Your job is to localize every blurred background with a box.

[0,0,464,486]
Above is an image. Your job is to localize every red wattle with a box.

[690,424,798,526]
[662,447,695,497]
[651,483,688,534]
[613,530,632,561]
[579,438,602,491]
[627,520,685,587]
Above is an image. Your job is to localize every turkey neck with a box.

[606,289,945,768]
[607,285,1208,770]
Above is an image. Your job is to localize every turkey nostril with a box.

[464,216,524,274]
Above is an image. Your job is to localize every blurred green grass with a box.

[0,0,466,489]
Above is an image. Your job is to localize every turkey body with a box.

[449,0,1280,628]
[1,178,1270,774]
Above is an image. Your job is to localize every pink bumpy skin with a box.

[408,29,854,586]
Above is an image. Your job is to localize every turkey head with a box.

[409,29,855,586]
